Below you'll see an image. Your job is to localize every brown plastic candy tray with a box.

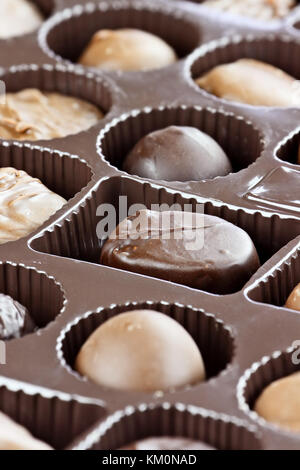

[1,0,300,450]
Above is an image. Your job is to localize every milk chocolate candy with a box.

[78,29,177,72]
[196,59,300,107]
[254,372,300,432]
[0,0,43,39]
[75,309,205,392]
[123,126,232,181]
[0,411,52,450]
[120,436,215,450]
[100,210,260,294]
[0,293,35,340]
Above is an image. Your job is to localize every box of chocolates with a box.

[1,0,300,450]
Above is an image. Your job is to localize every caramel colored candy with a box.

[75,310,205,392]
[0,89,103,141]
[0,411,52,450]
[196,59,300,107]
[285,283,300,311]
[78,29,177,72]
[254,372,300,432]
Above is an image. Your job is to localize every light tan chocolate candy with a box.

[196,59,300,107]
[78,29,177,72]
[75,310,205,392]
[254,372,300,432]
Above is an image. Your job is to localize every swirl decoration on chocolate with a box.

[0,168,66,244]
[0,293,35,340]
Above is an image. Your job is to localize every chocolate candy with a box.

[78,28,177,71]
[0,0,43,39]
[75,309,205,392]
[196,59,300,107]
[120,436,215,450]
[123,126,232,181]
[0,411,52,449]
[285,283,300,311]
[0,167,67,245]
[0,89,103,141]
[254,372,300,432]
[202,0,295,20]
[100,210,260,294]
[0,293,35,340]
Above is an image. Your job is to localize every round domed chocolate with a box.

[100,210,260,294]
[0,293,35,340]
[120,436,215,450]
[75,309,205,392]
[254,372,300,432]
[123,126,232,181]
[78,29,177,72]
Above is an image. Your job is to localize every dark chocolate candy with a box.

[100,210,260,294]
[123,126,232,181]
[0,293,35,340]
[120,436,215,450]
